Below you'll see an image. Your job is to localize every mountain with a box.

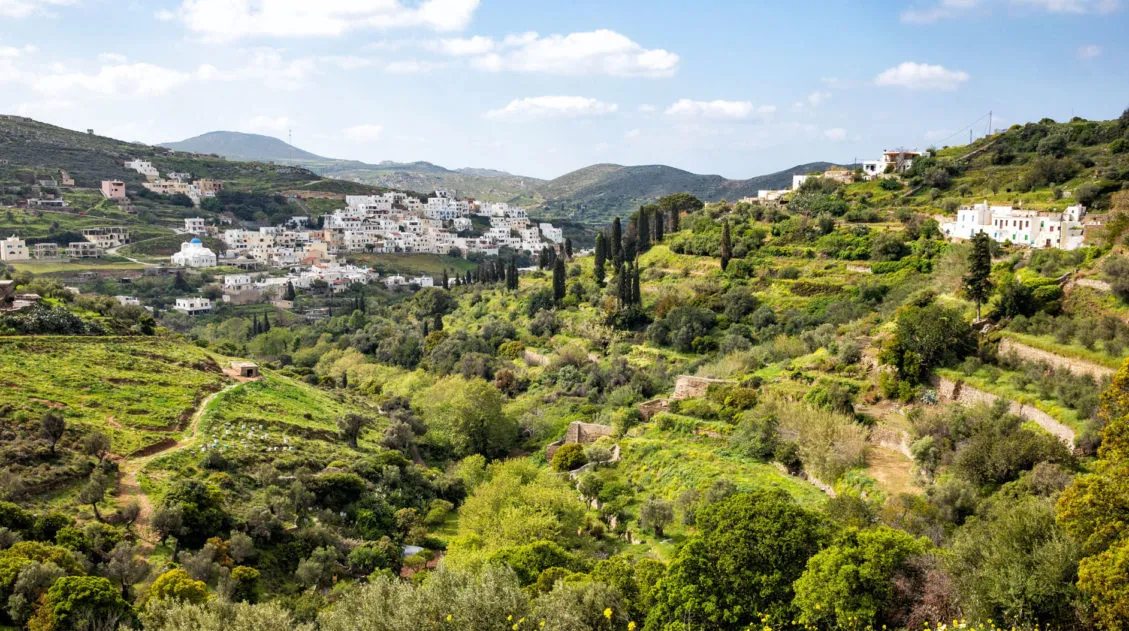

[157,129,848,224]
[521,162,841,224]
[160,131,326,162]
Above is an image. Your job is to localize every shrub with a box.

[551,443,588,472]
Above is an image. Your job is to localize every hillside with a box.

[159,131,326,162]
[161,129,843,223]
[521,161,840,224]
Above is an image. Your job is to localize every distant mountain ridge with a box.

[163,129,845,224]
[160,131,326,162]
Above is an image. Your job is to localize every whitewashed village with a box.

[2,157,568,316]
[1,146,1097,318]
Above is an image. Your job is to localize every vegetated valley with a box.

[3,111,1129,631]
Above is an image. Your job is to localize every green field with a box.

[0,336,230,455]
[345,252,480,276]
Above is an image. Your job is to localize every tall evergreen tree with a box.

[654,207,665,243]
[964,232,994,320]
[670,207,680,233]
[251,315,260,336]
[173,271,189,291]
[284,281,296,301]
[262,314,271,332]
[433,313,444,332]
[552,257,566,304]
[538,248,549,270]
[594,233,607,287]
[720,220,732,272]
[506,257,519,290]
[638,208,651,252]
[616,262,628,308]
[441,269,449,290]
[612,217,623,266]
[632,264,642,306]
[564,237,573,259]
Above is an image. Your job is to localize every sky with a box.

[0,0,1127,180]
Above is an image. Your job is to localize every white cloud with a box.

[0,44,35,58]
[874,62,969,90]
[383,59,447,74]
[664,99,775,120]
[1077,44,1102,59]
[902,0,1118,22]
[162,0,480,41]
[824,128,848,141]
[32,62,195,97]
[484,96,619,121]
[438,30,678,78]
[793,90,831,111]
[244,115,292,134]
[637,104,657,114]
[211,49,319,89]
[343,124,384,142]
[625,128,641,139]
[432,35,494,56]
[0,0,75,18]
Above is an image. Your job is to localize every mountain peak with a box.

[160,131,325,162]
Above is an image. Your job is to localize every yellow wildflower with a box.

[604,608,613,620]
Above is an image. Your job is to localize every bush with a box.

[551,443,588,472]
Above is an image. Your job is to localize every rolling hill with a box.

[160,130,326,162]
[160,129,845,224]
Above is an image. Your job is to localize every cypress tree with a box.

[720,220,731,272]
[964,232,993,320]
[507,258,519,290]
[638,208,650,252]
[538,248,549,270]
[594,233,607,287]
[433,313,444,331]
[251,315,260,336]
[612,217,623,266]
[670,207,680,233]
[564,237,573,259]
[263,314,271,332]
[284,281,296,301]
[654,208,664,242]
[552,257,566,304]
[441,269,449,290]
[632,264,642,306]
[616,262,628,308]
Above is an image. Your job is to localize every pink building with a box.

[101,180,126,200]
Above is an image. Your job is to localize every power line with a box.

[930,110,993,147]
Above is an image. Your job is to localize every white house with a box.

[862,149,923,180]
[174,297,213,315]
[941,202,1088,250]
[115,296,141,307]
[540,223,564,244]
[0,235,28,262]
[171,238,217,268]
[124,159,159,178]
[185,217,206,234]
[223,275,253,292]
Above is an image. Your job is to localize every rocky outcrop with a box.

[672,376,736,400]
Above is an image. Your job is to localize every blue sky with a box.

[1,0,1127,180]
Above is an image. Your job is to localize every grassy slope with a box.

[0,336,229,455]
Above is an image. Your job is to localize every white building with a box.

[174,297,213,315]
[124,159,159,178]
[941,202,1088,250]
[540,223,564,244]
[224,275,253,292]
[171,238,218,268]
[0,235,28,262]
[862,149,923,180]
[115,296,141,307]
[185,217,206,234]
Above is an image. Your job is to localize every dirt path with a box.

[115,383,241,542]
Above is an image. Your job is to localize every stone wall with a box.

[672,376,736,400]
[1075,278,1111,292]
[932,376,1075,445]
[546,421,615,461]
[999,337,1114,380]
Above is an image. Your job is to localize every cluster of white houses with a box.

[101,159,224,206]
[175,189,564,269]
[0,228,130,262]
[940,202,1089,250]
[743,149,926,204]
